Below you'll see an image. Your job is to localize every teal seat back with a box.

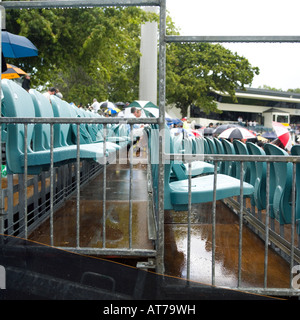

[69,106,94,144]
[30,89,54,151]
[291,145,300,233]
[233,139,251,182]
[1,79,35,173]
[50,95,73,147]
[264,143,292,224]
[213,137,226,174]
[205,137,217,154]
[221,139,236,177]
[246,142,266,210]
[194,137,205,155]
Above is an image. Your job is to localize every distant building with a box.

[189,87,300,128]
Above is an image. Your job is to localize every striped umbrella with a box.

[272,121,292,151]
[125,100,159,118]
[1,64,27,79]
[218,127,256,140]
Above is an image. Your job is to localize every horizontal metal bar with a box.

[55,247,157,257]
[166,35,300,43]
[236,287,300,297]
[166,153,300,163]
[0,0,161,9]
[0,117,158,125]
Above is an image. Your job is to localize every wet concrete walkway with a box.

[29,154,291,290]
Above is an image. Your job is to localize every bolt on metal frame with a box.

[1,0,300,297]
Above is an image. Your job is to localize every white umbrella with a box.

[218,127,256,140]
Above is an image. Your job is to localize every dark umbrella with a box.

[213,123,242,135]
[262,131,277,140]
[2,31,38,58]
[204,127,214,136]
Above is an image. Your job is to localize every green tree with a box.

[5,6,156,105]
[166,42,260,117]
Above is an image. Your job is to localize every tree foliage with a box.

[166,42,260,116]
[5,5,259,115]
[5,6,156,104]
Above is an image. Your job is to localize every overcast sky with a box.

[166,0,300,91]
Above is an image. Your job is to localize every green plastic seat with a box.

[290,145,300,233]
[264,143,293,224]
[233,139,251,182]
[246,142,266,211]
[221,139,236,177]
[171,134,215,180]
[148,124,254,211]
[213,137,226,174]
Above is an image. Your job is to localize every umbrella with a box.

[262,131,277,140]
[2,31,38,58]
[190,129,202,137]
[1,64,27,79]
[99,101,116,109]
[204,127,214,136]
[101,101,120,115]
[218,127,256,140]
[213,123,242,135]
[272,121,292,151]
[127,100,159,117]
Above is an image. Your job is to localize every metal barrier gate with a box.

[1,0,300,298]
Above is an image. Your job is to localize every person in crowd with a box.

[55,88,63,99]
[91,98,100,113]
[22,74,31,92]
[43,87,56,101]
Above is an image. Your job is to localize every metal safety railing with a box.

[1,0,300,297]
[166,151,300,297]
[0,116,158,258]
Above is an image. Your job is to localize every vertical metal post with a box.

[264,162,270,288]
[50,123,54,246]
[102,123,107,248]
[290,162,296,288]
[129,124,133,249]
[238,161,244,287]
[24,124,28,239]
[212,161,218,286]
[187,162,192,281]
[76,123,80,248]
[157,0,166,275]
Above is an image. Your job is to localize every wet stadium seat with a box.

[290,145,300,233]
[1,79,117,174]
[148,125,254,211]
[233,139,251,183]
[170,133,215,180]
[213,137,226,174]
[264,143,293,224]
[246,142,267,211]
[221,139,236,177]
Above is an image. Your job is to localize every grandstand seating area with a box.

[0,78,299,245]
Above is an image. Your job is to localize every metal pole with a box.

[76,124,80,248]
[129,124,133,249]
[102,124,107,248]
[290,162,296,288]
[156,0,166,275]
[264,162,270,288]
[24,124,28,239]
[211,161,218,286]
[50,123,54,246]
[187,162,192,281]
[237,161,244,287]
